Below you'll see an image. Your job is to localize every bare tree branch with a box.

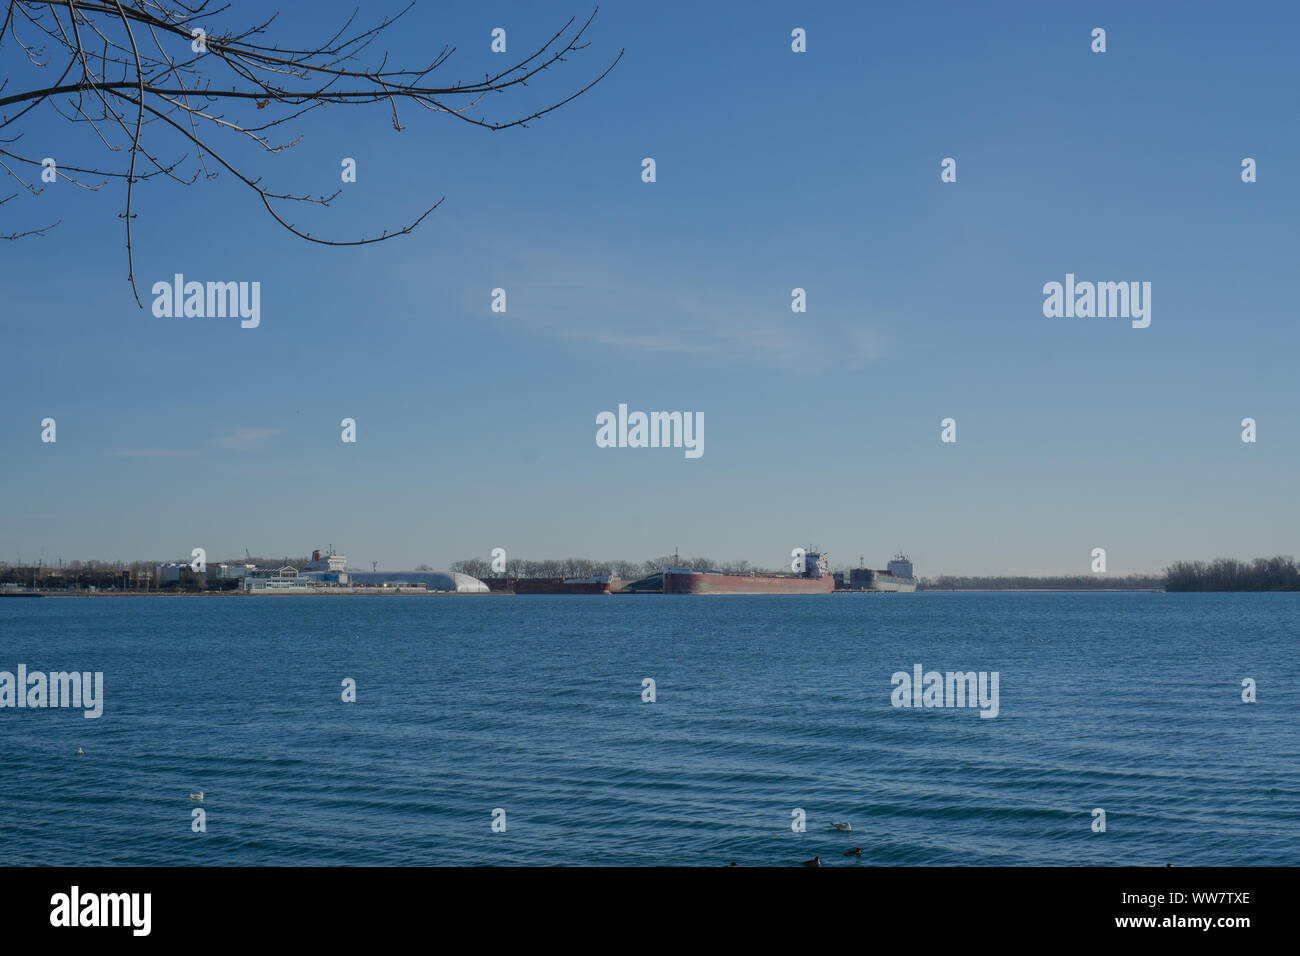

[0,1,621,302]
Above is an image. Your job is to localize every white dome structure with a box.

[447,572,489,593]
[348,570,489,592]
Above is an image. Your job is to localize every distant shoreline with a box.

[9,556,1299,594]
[1,590,498,598]
[915,588,1167,593]
[12,586,1300,598]
[2,587,1270,597]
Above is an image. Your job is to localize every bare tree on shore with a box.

[918,573,1165,591]
[1164,556,1300,592]
[0,1,620,299]
[448,555,780,580]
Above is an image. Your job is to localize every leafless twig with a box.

[0,1,621,301]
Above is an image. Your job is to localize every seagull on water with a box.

[801,855,822,867]
[75,747,85,756]
[189,791,204,802]
[843,847,862,857]
[830,822,852,832]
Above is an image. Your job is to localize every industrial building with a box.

[155,546,490,594]
[253,548,489,593]
[345,571,489,592]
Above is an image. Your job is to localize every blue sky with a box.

[2,0,1297,575]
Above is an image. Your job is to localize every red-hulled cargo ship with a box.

[663,550,834,594]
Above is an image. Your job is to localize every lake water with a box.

[1,592,1295,866]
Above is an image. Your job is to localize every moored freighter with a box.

[840,554,917,592]
[663,550,835,594]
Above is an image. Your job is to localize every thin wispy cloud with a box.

[105,448,185,458]
[210,428,283,449]
[478,244,886,373]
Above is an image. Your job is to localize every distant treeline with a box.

[1,560,157,589]
[449,556,771,580]
[0,556,311,590]
[922,556,1300,591]
[918,574,1163,591]
[1164,556,1300,592]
